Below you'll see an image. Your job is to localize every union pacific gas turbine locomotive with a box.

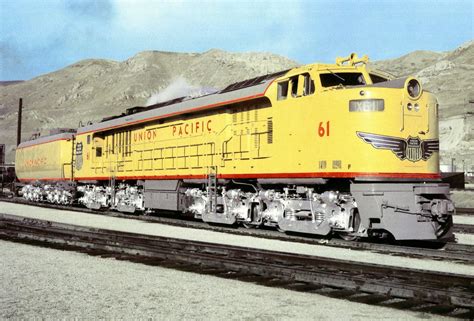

[16,53,455,241]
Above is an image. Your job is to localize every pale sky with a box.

[1,0,473,81]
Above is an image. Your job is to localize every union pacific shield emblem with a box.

[356,132,438,162]
[406,137,422,162]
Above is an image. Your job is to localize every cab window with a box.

[370,73,388,84]
[303,74,315,95]
[320,72,366,87]
[291,76,299,97]
[278,73,315,100]
[277,81,289,100]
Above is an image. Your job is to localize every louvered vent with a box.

[267,118,273,144]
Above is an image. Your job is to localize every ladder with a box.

[206,166,218,215]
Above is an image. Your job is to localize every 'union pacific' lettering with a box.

[173,120,212,137]
[134,130,158,142]
[23,157,47,168]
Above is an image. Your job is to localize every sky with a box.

[0,0,473,81]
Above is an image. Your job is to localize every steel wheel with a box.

[338,209,361,241]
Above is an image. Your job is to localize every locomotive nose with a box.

[398,77,432,135]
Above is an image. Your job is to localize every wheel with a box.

[242,203,262,229]
[338,209,361,241]
[435,215,453,238]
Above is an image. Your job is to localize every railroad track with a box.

[0,213,472,318]
[455,224,474,234]
[457,208,474,216]
[1,197,473,264]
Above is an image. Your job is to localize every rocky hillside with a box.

[1,43,472,168]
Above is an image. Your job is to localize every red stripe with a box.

[18,178,70,182]
[17,138,73,150]
[72,171,440,181]
[77,93,267,136]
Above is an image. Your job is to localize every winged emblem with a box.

[421,139,439,160]
[356,132,438,162]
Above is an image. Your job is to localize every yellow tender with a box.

[16,132,74,182]
[74,53,439,182]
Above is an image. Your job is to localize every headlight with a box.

[405,78,422,99]
[349,99,384,112]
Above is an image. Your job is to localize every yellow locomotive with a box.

[16,53,454,241]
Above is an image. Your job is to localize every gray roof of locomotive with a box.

[17,132,75,149]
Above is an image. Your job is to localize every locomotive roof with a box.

[77,69,289,135]
[17,132,75,149]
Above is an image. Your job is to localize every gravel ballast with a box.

[0,201,472,276]
[0,240,452,320]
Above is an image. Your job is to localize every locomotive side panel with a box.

[74,98,276,181]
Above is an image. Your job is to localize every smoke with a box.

[146,77,218,106]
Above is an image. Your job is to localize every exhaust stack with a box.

[17,98,22,146]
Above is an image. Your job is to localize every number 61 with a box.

[318,121,330,137]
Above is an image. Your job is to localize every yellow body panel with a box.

[73,61,439,181]
[16,138,74,181]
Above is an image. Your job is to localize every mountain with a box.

[1,43,472,169]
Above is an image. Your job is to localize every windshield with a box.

[320,72,366,87]
[370,73,389,84]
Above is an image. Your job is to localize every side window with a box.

[96,147,102,157]
[291,76,298,97]
[278,73,315,100]
[277,81,289,100]
[87,135,91,144]
[303,74,315,95]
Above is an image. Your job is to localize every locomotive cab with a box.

[261,53,454,241]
